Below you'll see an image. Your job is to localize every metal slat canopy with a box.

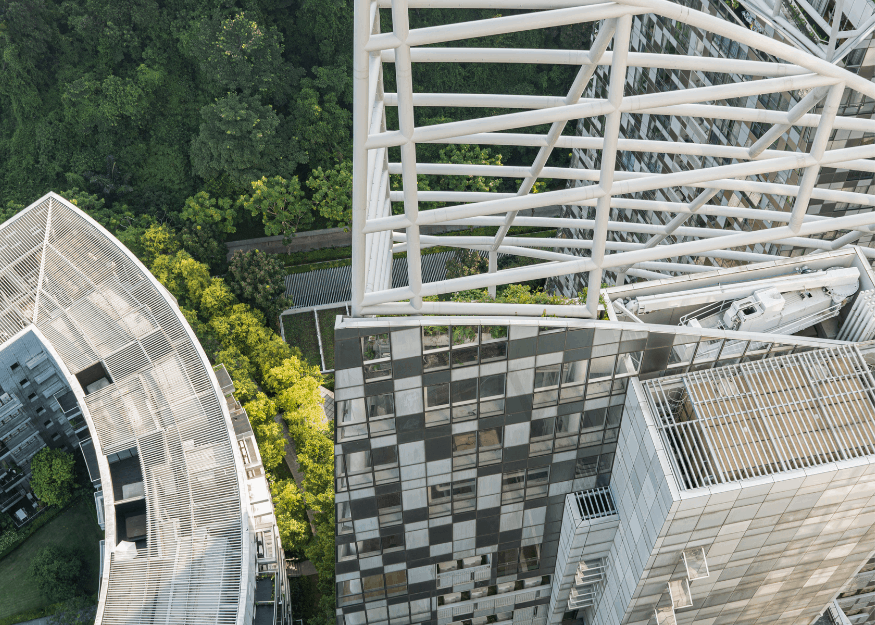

[0,194,250,625]
[645,344,875,490]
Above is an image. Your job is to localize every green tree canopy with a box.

[307,158,352,229]
[29,447,76,507]
[140,223,180,269]
[239,175,313,241]
[270,479,310,551]
[244,393,285,469]
[29,545,83,603]
[180,191,237,234]
[226,250,291,327]
[185,12,296,102]
[190,94,292,186]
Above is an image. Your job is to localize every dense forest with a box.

[0,0,593,267]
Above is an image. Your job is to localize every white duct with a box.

[837,289,875,341]
[626,267,860,314]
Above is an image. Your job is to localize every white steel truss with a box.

[353,0,875,319]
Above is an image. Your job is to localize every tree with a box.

[140,223,180,269]
[29,448,76,507]
[29,545,82,603]
[238,176,313,241]
[265,357,324,428]
[226,250,291,326]
[244,393,285,469]
[446,249,488,280]
[307,158,352,228]
[150,251,211,310]
[180,191,237,234]
[186,12,296,102]
[179,221,229,274]
[270,479,310,551]
[190,94,292,185]
[290,87,352,169]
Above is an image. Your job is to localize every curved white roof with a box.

[0,194,249,625]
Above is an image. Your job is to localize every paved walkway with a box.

[12,617,51,625]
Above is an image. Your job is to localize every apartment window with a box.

[496,545,541,576]
[363,574,386,602]
[338,541,358,561]
[452,432,477,470]
[338,579,363,606]
[366,393,395,437]
[27,393,36,401]
[437,555,490,578]
[425,374,506,427]
[337,501,353,534]
[358,537,382,558]
[479,374,505,416]
[9,362,18,371]
[478,427,503,465]
[520,545,541,572]
[452,378,478,422]
[480,325,508,362]
[574,455,598,479]
[502,467,550,504]
[19,379,29,388]
[533,360,595,408]
[501,470,526,505]
[425,383,450,426]
[529,416,555,456]
[337,398,368,442]
[357,533,404,559]
[529,406,592,456]
[362,571,407,603]
[362,333,392,381]
[422,325,507,373]
[429,478,476,518]
[376,492,402,527]
[336,446,400,491]
[496,548,519,576]
[337,395,396,442]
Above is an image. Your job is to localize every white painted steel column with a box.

[642,188,720,250]
[587,14,632,316]
[392,0,424,310]
[789,83,844,232]
[352,0,372,316]
[488,251,498,297]
[747,86,826,158]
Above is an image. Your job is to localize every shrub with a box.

[0,528,19,552]
[29,545,83,603]
[29,448,76,507]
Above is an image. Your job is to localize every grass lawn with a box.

[282,312,322,370]
[0,495,104,620]
[317,307,346,371]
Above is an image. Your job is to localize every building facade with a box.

[335,250,875,625]
[0,328,81,524]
